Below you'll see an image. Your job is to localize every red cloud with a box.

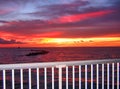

[51,10,113,23]
[33,31,63,38]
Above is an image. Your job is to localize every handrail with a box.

[0,59,120,70]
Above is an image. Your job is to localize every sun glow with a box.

[40,37,120,43]
[0,35,120,47]
[40,38,85,44]
[33,37,120,47]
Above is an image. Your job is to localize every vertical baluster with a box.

[52,67,54,89]
[44,67,47,89]
[96,64,99,89]
[102,64,104,89]
[73,65,75,89]
[107,63,109,89]
[112,63,114,89]
[29,68,31,89]
[79,65,81,89]
[12,69,15,89]
[117,63,119,89]
[20,69,23,89]
[85,65,87,89]
[59,67,62,89]
[91,64,93,89]
[3,70,6,89]
[37,68,39,89]
[66,66,68,89]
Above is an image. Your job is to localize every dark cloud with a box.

[31,2,87,18]
[0,20,48,35]
[30,0,119,18]
[61,26,120,38]
[0,20,7,23]
[0,38,24,44]
[0,20,8,24]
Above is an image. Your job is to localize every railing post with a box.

[29,68,31,89]
[56,65,66,89]
[96,64,99,89]
[91,64,93,89]
[85,65,87,89]
[3,70,6,89]
[12,69,15,89]
[59,67,62,89]
[117,63,119,89]
[37,68,39,89]
[107,63,109,89]
[20,69,23,89]
[44,67,47,89]
[102,64,104,89]
[52,67,54,89]
[112,63,114,89]
[79,65,81,89]
[73,65,75,89]
[66,66,68,89]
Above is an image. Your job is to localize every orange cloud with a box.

[51,10,113,23]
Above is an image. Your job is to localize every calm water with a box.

[0,47,120,89]
[0,47,120,64]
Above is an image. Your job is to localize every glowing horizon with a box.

[0,37,120,47]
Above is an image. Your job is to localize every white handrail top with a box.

[0,59,120,70]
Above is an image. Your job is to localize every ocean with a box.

[0,47,120,89]
[0,47,120,64]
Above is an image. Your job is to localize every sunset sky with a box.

[0,0,120,47]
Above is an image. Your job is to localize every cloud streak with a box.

[51,10,113,23]
[0,38,24,44]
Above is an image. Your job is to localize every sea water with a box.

[0,47,120,89]
[0,47,120,64]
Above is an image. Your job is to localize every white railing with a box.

[0,59,120,89]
